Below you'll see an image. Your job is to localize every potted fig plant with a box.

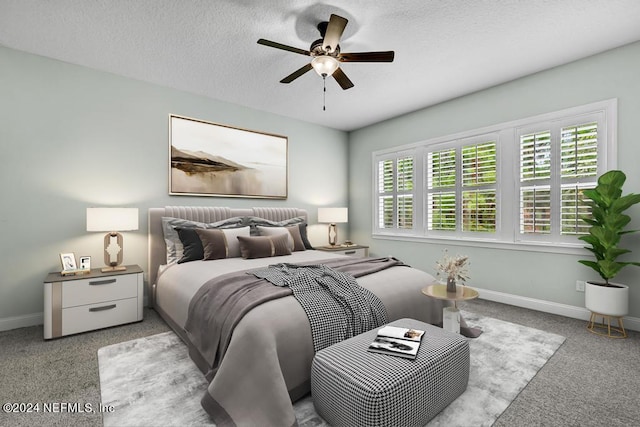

[579,170,640,327]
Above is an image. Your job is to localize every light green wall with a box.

[349,41,640,317]
[3,40,640,325]
[0,46,348,322]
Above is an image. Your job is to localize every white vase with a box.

[585,281,629,317]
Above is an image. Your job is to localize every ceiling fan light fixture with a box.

[311,55,339,77]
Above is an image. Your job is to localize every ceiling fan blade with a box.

[257,39,311,56]
[339,51,395,62]
[332,67,354,90]
[322,14,348,53]
[280,63,314,84]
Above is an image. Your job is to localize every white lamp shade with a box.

[311,55,340,76]
[318,207,348,224]
[87,208,139,232]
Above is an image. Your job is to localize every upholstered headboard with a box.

[148,206,308,292]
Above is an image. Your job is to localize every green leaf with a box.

[595,184,622,207]
[578,259,602,276]
[603,213,631,232]
[603,248,630,261]
[583,189,605,207]
[589,226,620,249]
[597,260,625,280]
[598,170,626,188]
[611,193,640,213]
[620,229,640,235]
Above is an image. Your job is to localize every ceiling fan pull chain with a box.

[322,74,327,111]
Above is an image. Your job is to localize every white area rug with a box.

[98,313,565,427]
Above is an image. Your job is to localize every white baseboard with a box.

[476,287,640,332]
[0,312,43,332]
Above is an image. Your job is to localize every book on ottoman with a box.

[367,325,425,359]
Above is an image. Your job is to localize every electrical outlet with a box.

[576,280,585,292]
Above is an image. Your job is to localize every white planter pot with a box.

[585,281,629,317]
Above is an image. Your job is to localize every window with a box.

[515,118,602,244]
[373,99,616,250]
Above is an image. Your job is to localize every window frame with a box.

[371,99,617,254]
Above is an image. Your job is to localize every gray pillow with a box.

[237,234,292,259]
[161,216,245,264]
[257,225,306,251]
[245,216,305,236]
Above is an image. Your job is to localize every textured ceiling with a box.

[1,1,640,131]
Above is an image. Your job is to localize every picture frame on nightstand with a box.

[60,253,77,271]
[79,256,91,271]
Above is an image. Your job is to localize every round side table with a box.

[422,284,482,338]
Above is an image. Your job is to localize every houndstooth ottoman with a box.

[311,318,469,427]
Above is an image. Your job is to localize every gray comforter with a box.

[185,257,401,386]
[157,251,445,426]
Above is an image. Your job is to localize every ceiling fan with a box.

[257,13,394,90]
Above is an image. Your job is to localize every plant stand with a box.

[587,311,627,339]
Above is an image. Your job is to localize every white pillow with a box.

[221,227,250,257]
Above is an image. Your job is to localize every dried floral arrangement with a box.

[435,250,470,284]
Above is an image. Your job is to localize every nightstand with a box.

[43,265,143,339]
[316,244,369,257]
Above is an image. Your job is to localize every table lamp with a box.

[87,207,139,272]
[318,207,348,246]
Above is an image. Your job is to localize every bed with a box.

[148,206,444,426]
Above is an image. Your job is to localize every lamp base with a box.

[101,265,127,273]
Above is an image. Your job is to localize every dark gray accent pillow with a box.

[297,223,314,250]
[176,228,204,264]
[237,234,292,259]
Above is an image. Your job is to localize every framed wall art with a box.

[169,114,288,199]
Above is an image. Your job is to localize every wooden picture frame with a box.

[169,114,288,199]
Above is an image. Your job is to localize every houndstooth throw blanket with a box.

[253,263,389,352]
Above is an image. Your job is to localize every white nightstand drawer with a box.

[62,274,138,308]
[62,297,138,336]
[339,248,367,257]
[315,245,369,258]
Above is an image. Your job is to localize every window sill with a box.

[372,232,588,256]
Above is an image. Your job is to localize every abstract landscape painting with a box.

[169,115,287,198]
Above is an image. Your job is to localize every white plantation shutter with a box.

[462,189,497,232]
[462,142,497,186]
[517,120,600,240]
[561,184,592,235]
[427,148,456,231]
[428,192,456,230]
[376,155,414,231]
[520,131,551,181]
[559,121,598,235]
[561,122,598,178]
[461,141,497,233]
[520,186,551,233]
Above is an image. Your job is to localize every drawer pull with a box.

[89,304,116,312]
[345,250,356,255]
[89,279,117,286]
